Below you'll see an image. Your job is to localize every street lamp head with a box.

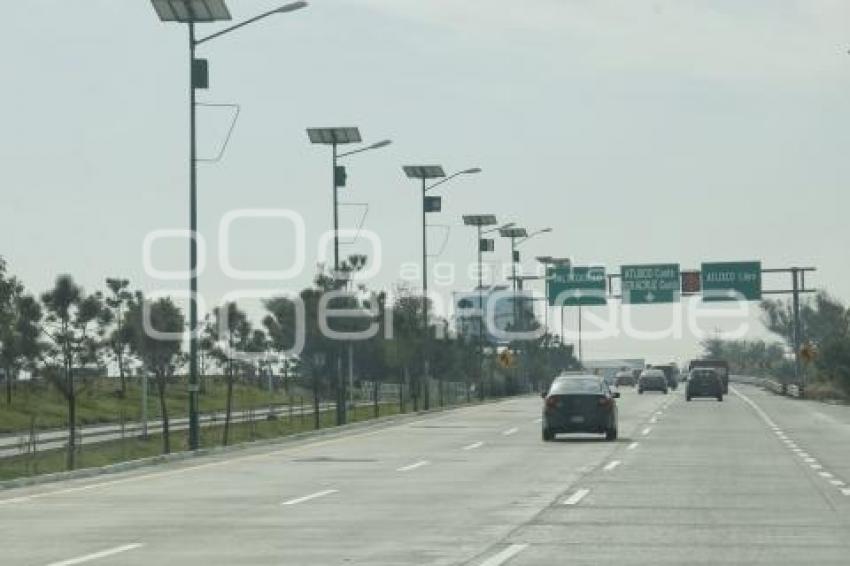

[275,1,308,13]
[152,0,232,22]
[540,228,553,234]
[368,139,393,150]
[500,227,528,238]
[461,167,483,175]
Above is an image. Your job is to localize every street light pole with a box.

[421,177,430,410]
[332,142,339,272]
[187,20,200,450]
[405,166,479,410]
[463,214,498,401]
[153,1,308,450]
[477,224,485,401]
[309,128,391,425]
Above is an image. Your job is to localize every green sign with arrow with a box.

[621,264,680,304]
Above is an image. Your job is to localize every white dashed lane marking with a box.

[563,488,590,506]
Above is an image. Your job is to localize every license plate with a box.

[570,415,585,423]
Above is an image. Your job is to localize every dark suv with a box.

[686,369,723,402]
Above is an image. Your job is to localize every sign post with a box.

[621,264,680,304]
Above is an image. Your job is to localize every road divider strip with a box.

[45,543,144,566]
[281,489,338,506]
[563,488,590,506]
[478,544,529,566]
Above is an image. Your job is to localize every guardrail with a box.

[730,375,803,398]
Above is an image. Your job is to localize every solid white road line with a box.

[463,442,484,451]
[641,427,652,436]
[479,544,529,566]
[502,427,519,436]
[46,543,143,566]
[603,460,621,472]
[627,442,639,450]
[281,489,338,506]
[563,488,590,505]
[397,460,430,472]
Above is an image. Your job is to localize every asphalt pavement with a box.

[1,382,848,565]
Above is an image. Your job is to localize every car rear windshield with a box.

[550,378,605,394]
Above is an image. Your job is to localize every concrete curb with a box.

[0,396,518,492]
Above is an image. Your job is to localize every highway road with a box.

[1,383,849,565]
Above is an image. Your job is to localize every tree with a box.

[41,275,106,470]
[0,260,43,404]
[125,295,185,454]
[103,278,133,397]
[207,302,253,446]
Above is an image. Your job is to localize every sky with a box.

[2,0,850,365]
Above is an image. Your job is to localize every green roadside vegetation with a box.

[0,377,309,434]
[702,291,850,402]
[0,402,403,482]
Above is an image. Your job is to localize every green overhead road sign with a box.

[548,266,607,307]
[702,261,762,302]
[621,263,680,304]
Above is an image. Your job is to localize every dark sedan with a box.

[615,370,636,387]
[542,375,619,442]
[638,369,668,394]
[686,369,723,402]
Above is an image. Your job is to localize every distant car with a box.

[686,369,723,402]
[638,369,668,394]
[615,370,636,387]
[652,364,680,391]
[542,375,619,442]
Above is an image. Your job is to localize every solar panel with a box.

[463,215,498,226]
[151,0,232,23]
[403,165,446,179]
[306,127,362,145]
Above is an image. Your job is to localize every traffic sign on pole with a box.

[621,264,680,304]
[701,261,761,302]
[548,266,607,307]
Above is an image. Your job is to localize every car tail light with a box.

[545,395,561,410]
[598,396,613,407]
